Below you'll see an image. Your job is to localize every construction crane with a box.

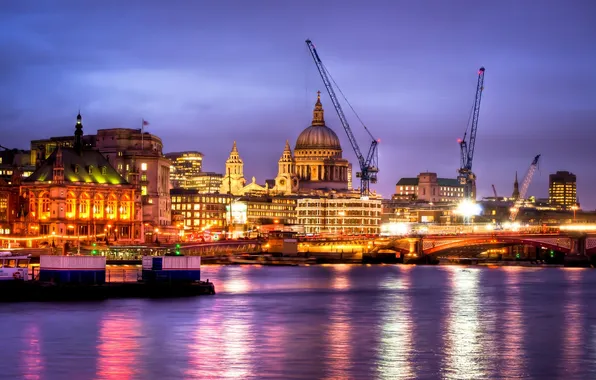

[457,67,486,200]
[509,154,541,222]
[305,39,379,197]
[492,184,498,198]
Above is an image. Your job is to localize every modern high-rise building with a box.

[165,151,204,188]
[548,171,577,210]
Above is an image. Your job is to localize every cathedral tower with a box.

[274,140,299,194]
[220,141,246,195]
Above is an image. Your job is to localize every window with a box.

[118,151,123,157]
[126,164,130,171]
[88,165,94,174]
[74,165,80,174]
[141,163,147,171]
[141,186,147,196]
[101,166,107,175]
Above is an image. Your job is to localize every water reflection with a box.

[501,267,525,378]
[186,305,225,378]
[325,267,352,379]
[377,267,413,379]
[96,311,141,379]
[562,269,583,377]
[444,268,485,379]
[20,324,43,380]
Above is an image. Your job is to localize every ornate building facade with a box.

[294,92,350,190]
[19,114,142,245]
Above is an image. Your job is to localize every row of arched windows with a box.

[30,192,132,221]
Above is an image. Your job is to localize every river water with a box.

[1,265,596,379]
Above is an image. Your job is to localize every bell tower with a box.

[220,141,246,195]
[274,140,299,194]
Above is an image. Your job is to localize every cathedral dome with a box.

[295,125,341,150]
[295,91,342,151]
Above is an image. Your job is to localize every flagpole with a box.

[141,118,144,152]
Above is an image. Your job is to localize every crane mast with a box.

[509,154,541,222]
[305,39,379,197]
[458,67,485,199]
[492,184,498,198]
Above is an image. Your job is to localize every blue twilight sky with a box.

[1,1,595,206]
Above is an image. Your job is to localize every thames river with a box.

[1,265,596,379]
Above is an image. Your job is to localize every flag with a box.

[142,119,150,126]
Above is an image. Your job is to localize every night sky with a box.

[1,1,595,207]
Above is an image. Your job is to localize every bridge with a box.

[371,232,596,257]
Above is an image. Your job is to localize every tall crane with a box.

[509,154,541,222]
[492,184,498,198]
[457,67,486,200]
[305,39,379,197]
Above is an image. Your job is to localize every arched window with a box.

[107,194,117,219]
[93,193,104,219]
[39,192,50,219]
[66,192,76,218]
[79,193,90,218]
[119,195,131,220]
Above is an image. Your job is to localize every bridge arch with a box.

[423,235,572,255]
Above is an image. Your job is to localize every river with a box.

[1,265,596,379]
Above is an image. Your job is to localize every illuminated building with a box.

[95,128,171,228]
[297,197,382,235]
[165,151,204,188]
[19,114,142,245]
[293,92,350,190]
[548,171,577,210]
[393,173,464,203]
[234,195,299,226]
[184,172,224,193]
[171,189,298,233]
[170,189,232,231]
[0,149,35,184]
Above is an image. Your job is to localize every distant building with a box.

[184,172,223,193]
[95,128,171,228]
[165,151,204,188]
[0,149,35,184]
[30,135,96,165]
[393,173,464,203]
[548,171,577,210]
[297,197,381,235]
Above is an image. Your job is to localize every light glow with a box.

[455,200,482,217]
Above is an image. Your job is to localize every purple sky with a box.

[1,1,595,207]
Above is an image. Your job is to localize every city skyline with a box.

[1,1,595,207]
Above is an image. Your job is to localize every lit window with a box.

[141,186,147,195]
[141,163,147,171]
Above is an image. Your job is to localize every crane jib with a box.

[305,39,379,196]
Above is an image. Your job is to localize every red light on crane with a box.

[457,138,463,143]
[377,139,381,143]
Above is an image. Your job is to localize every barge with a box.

[0,254,215,302]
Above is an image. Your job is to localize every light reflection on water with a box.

[501,267,526,379]
[444,268,485,380]
[20,324,43,380]
[376,266,413,379]
[0,265,596,379]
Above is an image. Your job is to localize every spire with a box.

[311,91,325,126]
[231,140,238,153]
[512,171,520,199]
[284,140,291,152]
[74,112,83,153]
